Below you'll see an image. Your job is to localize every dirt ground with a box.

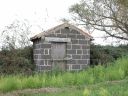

[0,87,60,96]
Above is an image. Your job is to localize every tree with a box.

[0,19,34,74]
[117,0,128,7]
[69,0,128,40]
[1,19,32,50]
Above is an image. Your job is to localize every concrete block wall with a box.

[33,27,90,71]
[33,39,52,71]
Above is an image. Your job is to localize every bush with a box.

[90,44,128,66]
[0,46,34,75]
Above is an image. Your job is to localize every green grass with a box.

[22,78,128,96]
[0,57,128,93]
[24,88,83,96]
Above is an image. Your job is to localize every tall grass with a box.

[0,57,128,93]
[83,78,128,96]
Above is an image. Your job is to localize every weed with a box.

[0,57,128,93]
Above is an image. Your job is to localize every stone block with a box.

[72,39,78,44]
[78,60,87,64]
[34,50,38,54]
[40,60,44,65]
[61,28,70,34]
[34,55,38,59]
[39,65,51,70]
[87,49,90,55]
[55,30,61,34]
[41,44,51,48]
[79,40,87,44]
[35,60,41,65]
[72,55,81,59]
[83,50,88,54]
[82,45,90,49]
[56,34,67,38]
[82,55,90,59]
[77,50,82,54]
[67,49,76,54]
[81,55,86,59]
[40,55,51,59]
[34,44,40,49]
[72,45,81,49]
[67,34,76,38]
[77,35,85,39]
[67,60,76,64]
[86,55,90,59]
[67,44,71,49]
[40,49,44,54]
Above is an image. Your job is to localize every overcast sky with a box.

[0,0,126,47]
[0,0,79,30]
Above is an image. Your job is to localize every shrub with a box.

[90,44,128,66]
[0,46,34,75]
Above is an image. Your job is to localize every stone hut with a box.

[30,23,92,71]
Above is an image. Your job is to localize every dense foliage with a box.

[0,46,34,75]
[90,44,128,66]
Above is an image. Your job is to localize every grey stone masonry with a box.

[32,25,91,71]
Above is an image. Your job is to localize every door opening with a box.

[51,42,67,71]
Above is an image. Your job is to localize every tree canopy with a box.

[69,0,128,40]
[1,19,32,50]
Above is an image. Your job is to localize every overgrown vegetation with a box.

[0,46,34,74]
[83,79,128,96]
[90,44,128,66]
[0,42,127,95]
[22,78,128,96]
[0,56,128,93]
[0,44,127,74]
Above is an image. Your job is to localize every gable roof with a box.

[30,23,92,41]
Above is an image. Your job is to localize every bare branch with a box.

[69,0,128,41]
